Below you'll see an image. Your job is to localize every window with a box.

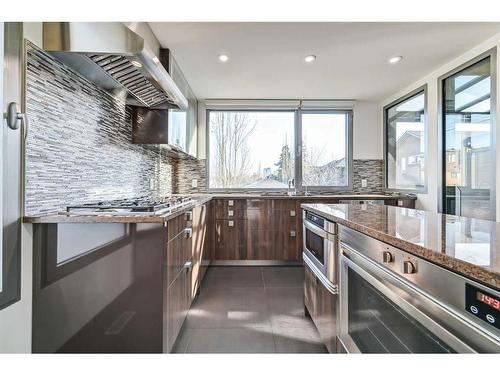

[384,88,427,191]
[300,111,352,188]
[208,111,295,189]
[207,108,353,191]
[441,54,495,220]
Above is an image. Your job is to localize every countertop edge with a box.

[23,196,213,224]
[301,203,500,291]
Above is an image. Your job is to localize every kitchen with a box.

[1,2,500,371]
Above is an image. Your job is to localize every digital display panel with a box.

[477,291,500,311]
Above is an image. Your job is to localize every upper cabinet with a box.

[162,49,198,156]
[131,47,198,157]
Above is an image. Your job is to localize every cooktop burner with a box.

[66,196,193,215]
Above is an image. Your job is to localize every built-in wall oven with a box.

[338,225,500,353]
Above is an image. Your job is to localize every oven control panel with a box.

[305,211,325,229]
[465,283,500,330]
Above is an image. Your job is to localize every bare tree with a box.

[210,112,257,187]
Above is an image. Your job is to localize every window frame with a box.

[383,85,428,194]
[205,107,354,192]
[297,109,353,192]
[437,48,497,218]
[206,108,299,192]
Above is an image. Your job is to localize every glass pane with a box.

[209,111,295,189]
[443,57,493,220]
[168,110,187,151]
[301,112,349,186]
[348,268,454,353]
[386,91,426,190]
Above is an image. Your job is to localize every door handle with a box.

[4,102,29,138]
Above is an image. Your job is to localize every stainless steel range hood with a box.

[42,22,188,110]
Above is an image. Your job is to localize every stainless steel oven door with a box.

[338,244,493,353]
[303,220,336,284]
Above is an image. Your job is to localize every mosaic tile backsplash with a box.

[25,44,174,215]
[173,159,383,194]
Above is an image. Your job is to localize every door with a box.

[441,53,495,220]
[0,23,25,352]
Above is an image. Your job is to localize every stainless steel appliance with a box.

[42,22,187,110]
[302,210,338,291]
[338,225,500,353]
[66,196,193,216]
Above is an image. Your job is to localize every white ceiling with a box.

[149,22,500,101]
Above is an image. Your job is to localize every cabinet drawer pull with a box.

[184,228,192,238]
[228,200,234,206]
[290,210,296,217]
[184,261,193,270]
[290,230,296,237]
[228,210,234,217]
[228,220,234,227]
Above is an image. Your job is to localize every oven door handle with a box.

[304,220,336,241]
[340,245,494,353]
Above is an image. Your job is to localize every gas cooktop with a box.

[65,196,193,215]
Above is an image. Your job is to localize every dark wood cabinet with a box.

[211,197,416,262]
[214,219,247,260]
[166,263,191,352]
[191,203,208,299]
[164,210,193,353]
[272,203,300,261]
[215,199,247,219]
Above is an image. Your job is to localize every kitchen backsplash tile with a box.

[25,43,174,215]
[352,159,383,193]
[173,159,383,194]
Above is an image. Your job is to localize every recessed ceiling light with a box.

[389,56,403,64]
[304,55,316,63]
[131,60,143,68]
[152,56,160,64]
[218,54,229,62]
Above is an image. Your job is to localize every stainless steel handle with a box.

[184,261,193,271]
[290,230,296,237]
[4,102,28,138]
[303,220,327,239]
[184,228,192,238]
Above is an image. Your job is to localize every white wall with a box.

[353,101,383,159]
[382,33,500,213]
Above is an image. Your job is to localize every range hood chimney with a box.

[42,22,188,110]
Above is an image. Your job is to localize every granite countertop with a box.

[194,193,416,200]
[301,203,500,290]
[23,193,416,224]
[23,196,213,224]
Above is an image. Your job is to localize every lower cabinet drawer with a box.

[165,265,191,353]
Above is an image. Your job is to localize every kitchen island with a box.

[301,203,500,353]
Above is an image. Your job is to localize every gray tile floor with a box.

[172,266,327,353]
